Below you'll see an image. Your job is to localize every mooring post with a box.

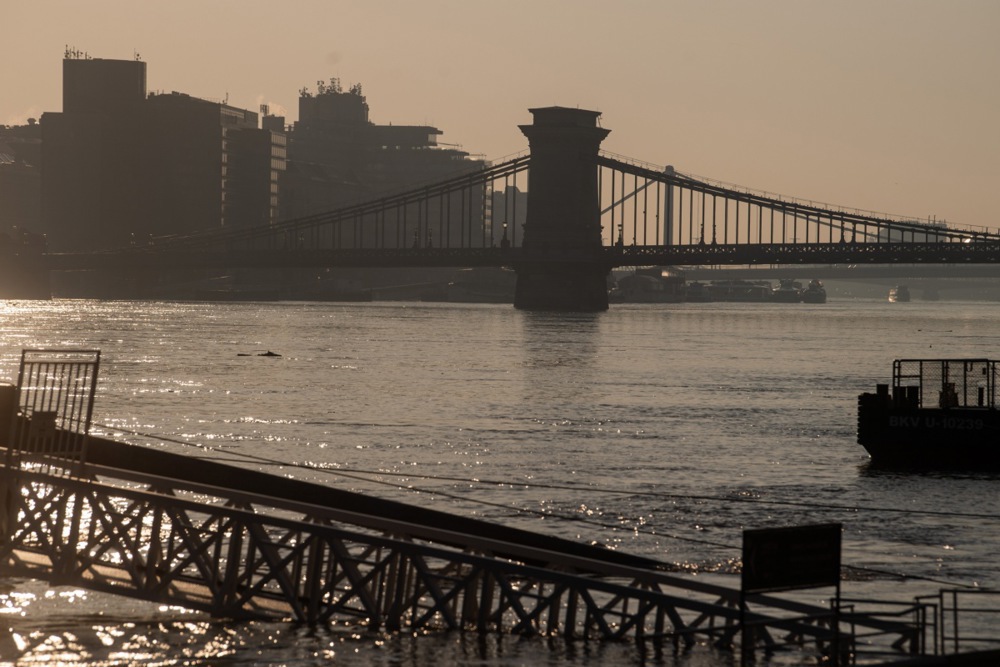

[514,107,611,311]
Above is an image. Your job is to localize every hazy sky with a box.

[4,1,999,231]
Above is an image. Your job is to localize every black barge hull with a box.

[858,392,1000,469]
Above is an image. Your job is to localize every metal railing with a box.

[892,359,997,410]
[3,349,100,475]
[916,589,1000,655]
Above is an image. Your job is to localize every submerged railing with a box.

[2,444,892,651]
[919,589,1000,655]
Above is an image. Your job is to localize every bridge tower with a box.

[515,107,611,311]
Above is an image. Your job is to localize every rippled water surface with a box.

[1,297,998,665]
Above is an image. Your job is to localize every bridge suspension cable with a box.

[594,153,1000,267]
[57,147,1000,273]
[143,155,531,254]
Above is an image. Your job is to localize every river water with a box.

[1,296,998,665]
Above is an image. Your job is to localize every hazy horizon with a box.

[4,1,998,231]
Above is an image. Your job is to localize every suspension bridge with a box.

[38,106,1000,310]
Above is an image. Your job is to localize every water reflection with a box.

[515,310,603,426]
[1,299,999,665]
[859,462,1000,482]
[1,608,738,666]
[518,310,602,370]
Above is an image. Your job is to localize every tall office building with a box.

[143,92,264,236]
[228,117,286,230]
[41,56,148,250]
[41,53,283,251]
[0,121,42,230]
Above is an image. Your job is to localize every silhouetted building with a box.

[62,53,147,115]
[36,56,486,255]
[0,121,42,230]
[284,79,486,247]
[228,122,286,229]
[492,185,527,247]
[41,53,282,251]
[41,56,146,250]
[144,92,271,235]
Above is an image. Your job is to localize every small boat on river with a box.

[770,279,802,303]
[857,358,1000,469]
[800,279,827,304]
[685,281,712,302]
[888,285,911,303]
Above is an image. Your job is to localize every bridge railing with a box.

[602,239,1000,268]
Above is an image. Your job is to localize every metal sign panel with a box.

[741,523,841,594]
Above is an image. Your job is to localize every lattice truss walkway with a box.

[0,350,929,662]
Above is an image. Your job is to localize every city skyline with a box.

[4,1,998,231]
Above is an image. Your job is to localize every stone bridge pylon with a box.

[514,107,611,311]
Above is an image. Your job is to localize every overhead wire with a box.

[92,421,994,589]
[95,422,998,522]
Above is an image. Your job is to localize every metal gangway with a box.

[0,349,965,664]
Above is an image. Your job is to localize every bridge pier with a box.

[514,107,611,311]
[0,253,50,299]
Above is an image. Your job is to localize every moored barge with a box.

[857,358,1000,469]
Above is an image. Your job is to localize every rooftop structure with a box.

[284,80,484,225]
